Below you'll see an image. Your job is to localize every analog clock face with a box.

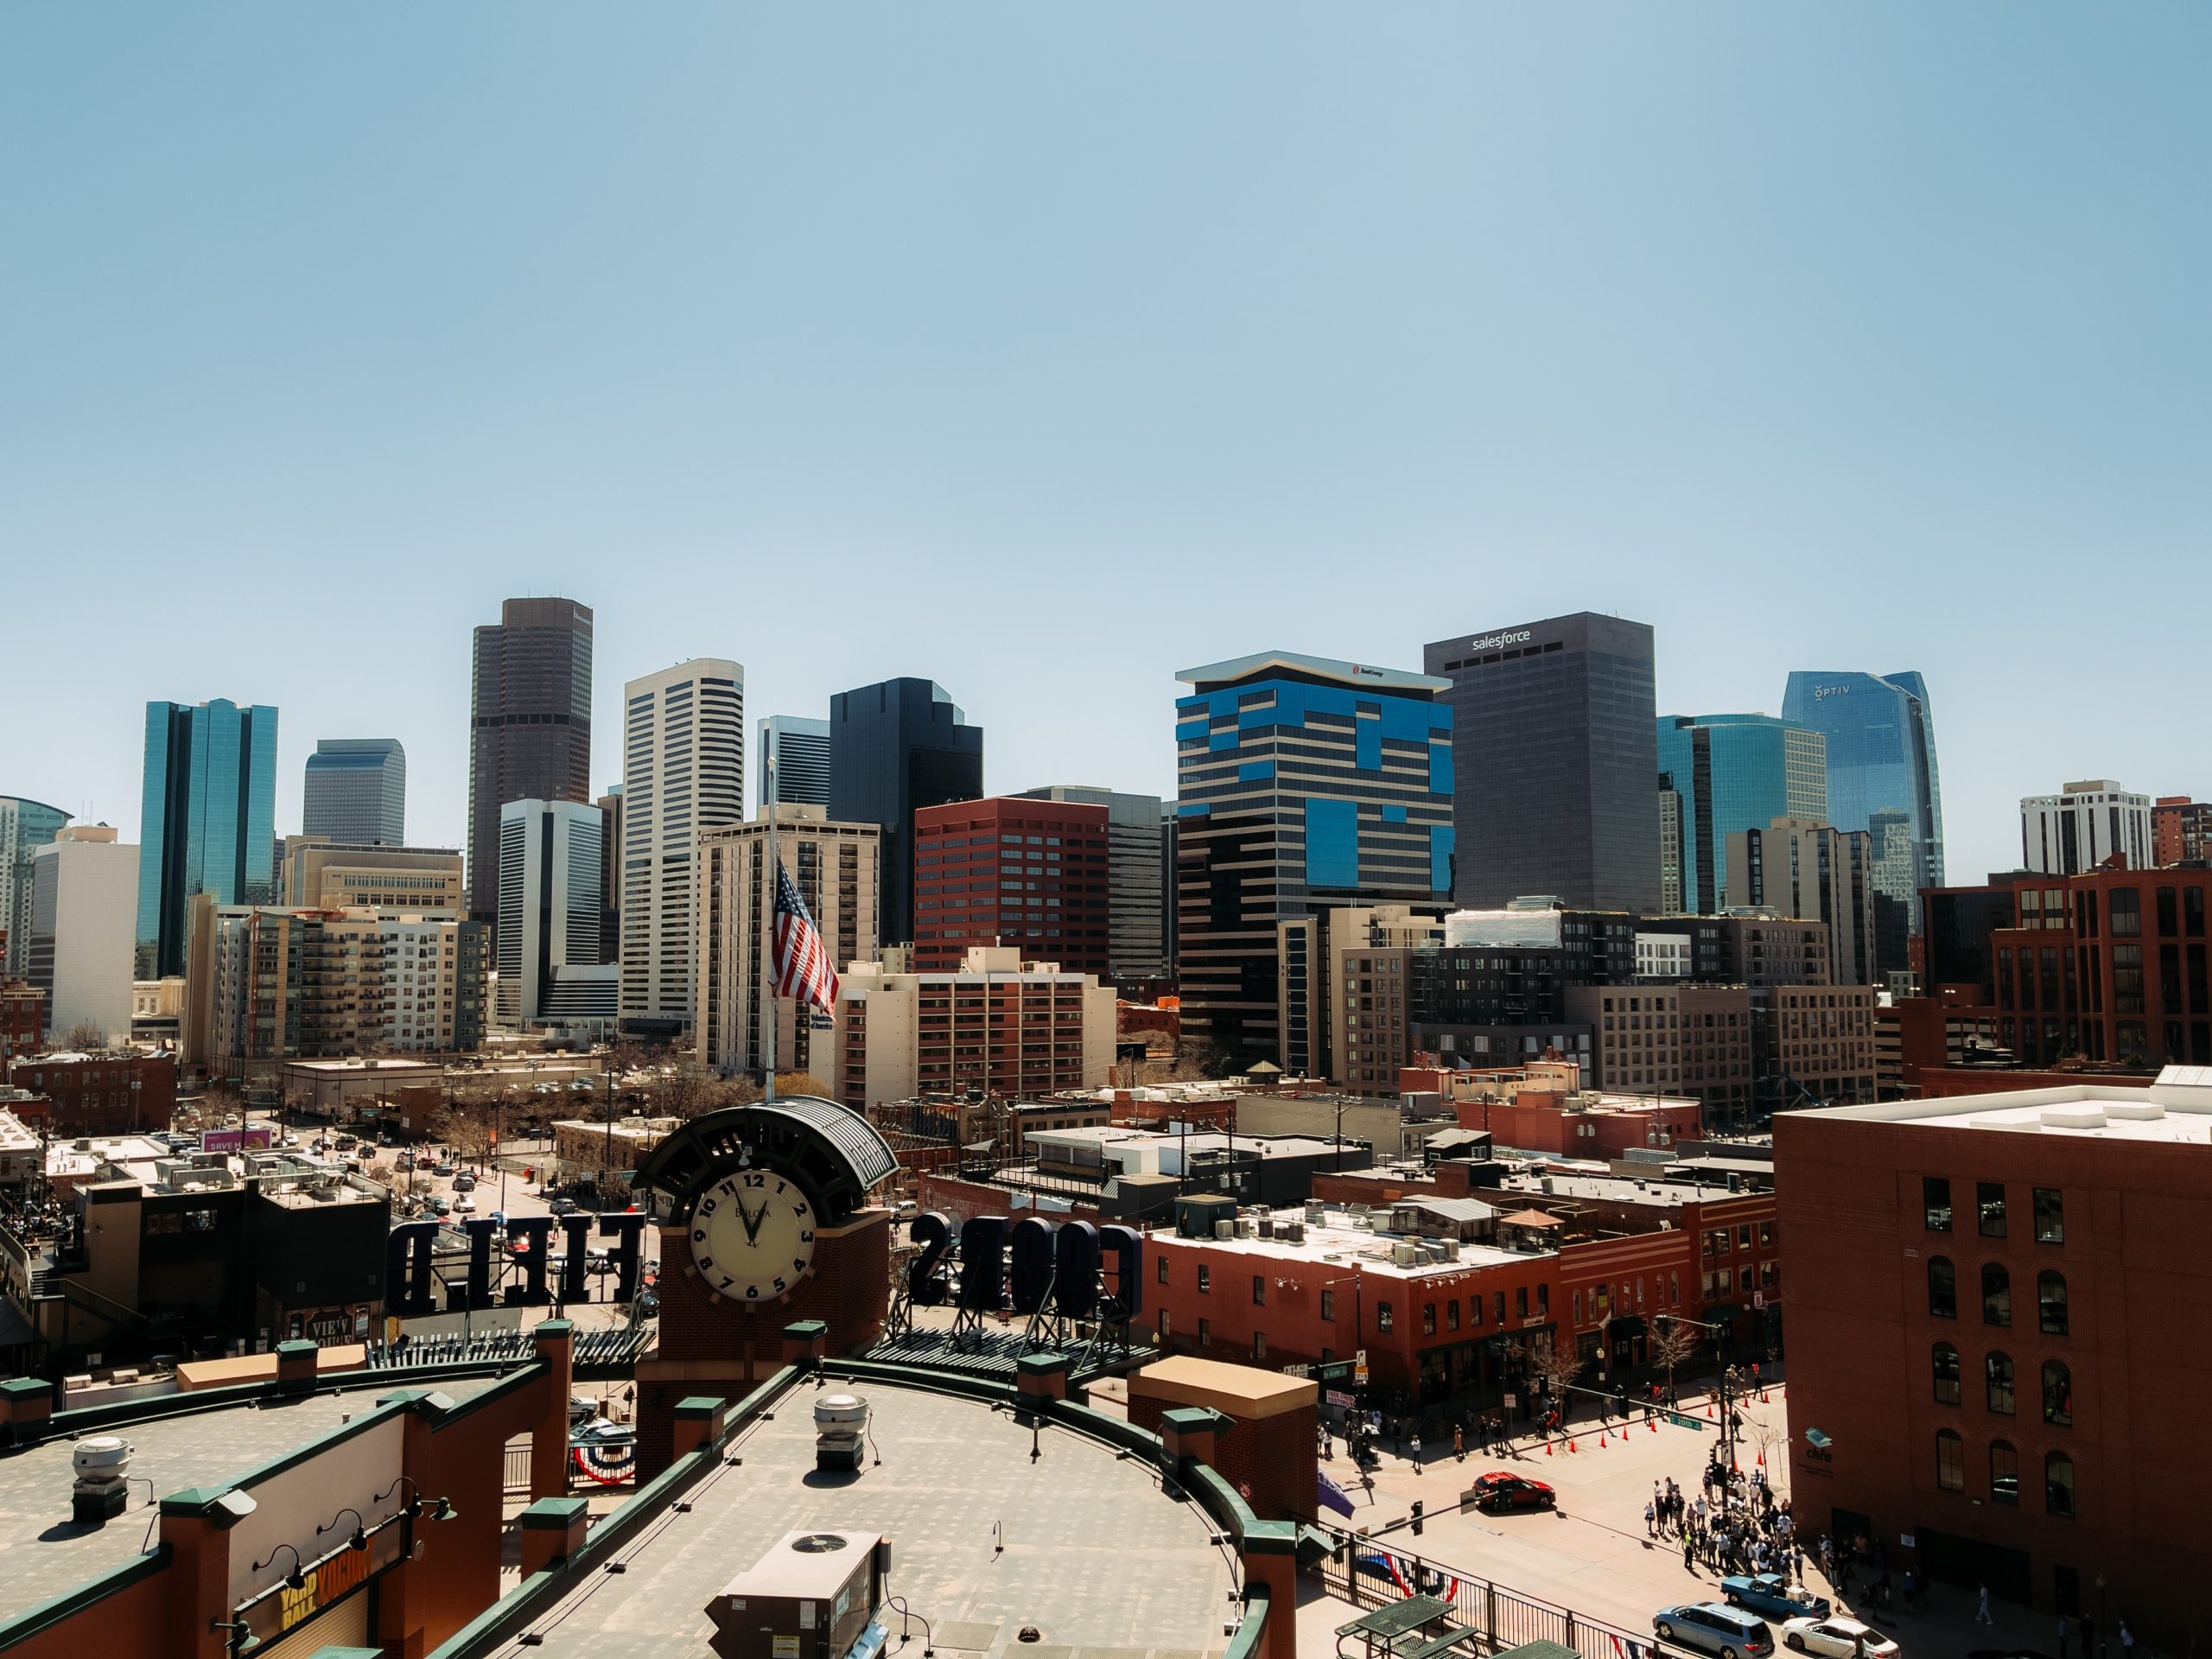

[690,1169,817,1303]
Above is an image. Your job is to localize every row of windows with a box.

[1923,1179,2064,1243]
[1925,1259,2069,1333]
[1935,1433,2074,1515]
[1931,1344,2074,1423]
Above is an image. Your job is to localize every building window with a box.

[1423,1303,1437,1336]
[1982,1263,2011,1326]
[2033,1187,2065,1244]
[2111,887,2141,938]
[1923,1177,1952,1231]
[1978,1182,2007,1237]
[1933,1342,1961,1405]
[1377,1302,1394,1334]
[1158,1309,1172,1341]
[1446,1299,1460,1332]
[1516,1287,1529,1320]
[1198,1318,1211,1347]
[1936,1429,1964,1492]
[1986,1351,2015,1414]
[2038,1270,2069,1336]
[1320,1288,1336,1322]
[1990,1440,2019,1505]
[2045,1452,2075,1517]
[2044,1359,2074,1426]
[1253,1332,1267,1361]
[1158,1256,1170,1285]
[1928,1257,1956,1319]
[1253,1275,1265,1306]
[1197,1264,1210,1294]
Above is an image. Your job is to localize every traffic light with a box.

[1411,1500,1424,1536]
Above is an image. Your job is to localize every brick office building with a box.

[6,1051,174,1135]
[912,796,1111,978]
[1775,1076,2212,1644]
[0,979,41,1062]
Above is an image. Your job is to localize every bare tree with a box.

[1532,1342,1587,1421]
[62,1020,106,1051]
[1652,1316,1700,1403]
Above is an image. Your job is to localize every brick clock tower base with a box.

[635,1211,893,1478]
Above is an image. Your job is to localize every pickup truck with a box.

[1720,1576,1831,1623]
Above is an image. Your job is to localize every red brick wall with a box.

[7,1054,174,1135]
[1776,1107,2212,1646]
[1128,1392,1321,1523]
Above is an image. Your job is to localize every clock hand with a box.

[737,1192,766,1243]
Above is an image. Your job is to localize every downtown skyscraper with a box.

[467,598,594,925]
[135,698,279,979]
[1780,670,1943,931]
[302,738,406,845]
[1174,650,1454,1064]
[620,659,744,1036]
[1655,713,1827,913]
[829,677,982,949]
[1424,613,1661,914]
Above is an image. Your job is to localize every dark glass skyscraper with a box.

[1781,671,1943,931]
[1174,651,1454,1064]
[1423,613,1661,914]
[302,738,407,845]
[828,678,982,948]
[467,598,594,925]
[136,699,280,978]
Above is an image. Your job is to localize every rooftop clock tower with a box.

[629,1097,899,1477]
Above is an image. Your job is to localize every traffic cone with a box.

[1706,1402,1714,1418]
[1757,1451,1765,1465]
[1649,1418,1658,1433]
[1761,1390,1770,1404]
[1568,1439,1577,1453]
[1545,1440,1553,1457]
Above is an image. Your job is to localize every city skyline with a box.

[7,9,2209,896]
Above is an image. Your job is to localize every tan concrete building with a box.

[1769,982,1878,1105]
[696,806,881,1077]
[551,1115,679,1183]
[833,945,1116,1107]
[1722,817,1881,985]
[1564,981,1758,1122]
[280,837,466,912]
[1275,903,1446,1088]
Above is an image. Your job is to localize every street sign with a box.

[1353,1362,1370,1384]
[1325,1390,1355,1408]
[1503,1393,1517,1409]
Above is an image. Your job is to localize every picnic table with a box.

[1336,1595,1458,1659]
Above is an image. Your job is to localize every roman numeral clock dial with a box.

[690,1171,817,1303]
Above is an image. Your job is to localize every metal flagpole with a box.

[762,748,777,1105]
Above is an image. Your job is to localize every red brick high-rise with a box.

[912,797,1110,977]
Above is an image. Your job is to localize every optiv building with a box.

[1781,670,1944,931]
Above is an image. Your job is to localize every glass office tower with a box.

[1423,613,1661,914]
[136,699,280,978]
[1654,714,1827,912]
[0,796,73,976]
[1174,651,1454,1064]
[759,715,832,810]
[302,738,407,845]
[467,597,594,925]
[829,678,983,948]
[1781,671,1944,931]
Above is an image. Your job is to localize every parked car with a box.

[452,1174,475,1192]
[1723,1578,1830,1623]
[433,1162,456,1178]
[429,1196,452,1217]
[1778,1618,1897,1659]
[1653,1604,1775,1659]
[549,1197,578,1217]
[586,1248,613,1275]
[453,1195,477,1214]
[1464,1471,1557,1513]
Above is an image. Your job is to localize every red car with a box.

[1465,1471,1556,1514]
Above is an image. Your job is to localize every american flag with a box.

[772,862,839,1012]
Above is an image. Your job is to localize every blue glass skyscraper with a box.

[1781,671,1944,931]
[1174,651,1454,1062]
[1655,714,1827,912]
[136,699,279,978]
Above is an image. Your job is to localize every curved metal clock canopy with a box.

[629,1097,899,1227]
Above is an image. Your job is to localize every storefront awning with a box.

[1705,1303,1741,1321]
[1609,1315,1647,1338]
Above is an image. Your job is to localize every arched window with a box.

[1936,1429,1964,1492]
[1990,1440,2019,1504]
[2044,1359,2073,1426]
[1983,1262,2012,1325]
[1986,1351,2015,1414]
[2046,1451,2075,1517]
[1929,1256,1956,1319]
[2039,1270,2069,1336]
[1932,1342,1961,1405]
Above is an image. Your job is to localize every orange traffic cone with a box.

[1568,1438,1578,1453]
[1761,1390,1770,1404]
[1649,1418,1658,1433]
[1600,1430,1609,1446]
[1757,1451,1765,1465]
[1706,1402,1714,1418]
[1545,1440,1553,1457]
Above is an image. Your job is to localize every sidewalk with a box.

[1319,1378,2062,1659]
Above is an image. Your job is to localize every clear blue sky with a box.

[5,5,2207,886]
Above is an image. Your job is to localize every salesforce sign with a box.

[1466,629,1533,652]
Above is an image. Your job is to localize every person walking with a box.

[1682,1529,1697,1573]
[1977,1585,1995,1626]
[2119,1617,2135,1659]
[2058,1616,2073,1659]
[1409,1429,1422,1467]
[1453,1423,1465,1463]
[1645,1498,1657,1538]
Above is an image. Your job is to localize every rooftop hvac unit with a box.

[1392,1242,1417,1267]
[1235,1217,1256,1239]
[1256,1215,1274,1239]
[1443,1239,1461,1261]
[706,1531,887,1659]
[1215,1221,1234,1240]
[1304,1200,1325,1224]
[1285,1222,1306,1244]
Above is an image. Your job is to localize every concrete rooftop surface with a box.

[482,1378,1236,1659]
[0,1373,502,1618]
